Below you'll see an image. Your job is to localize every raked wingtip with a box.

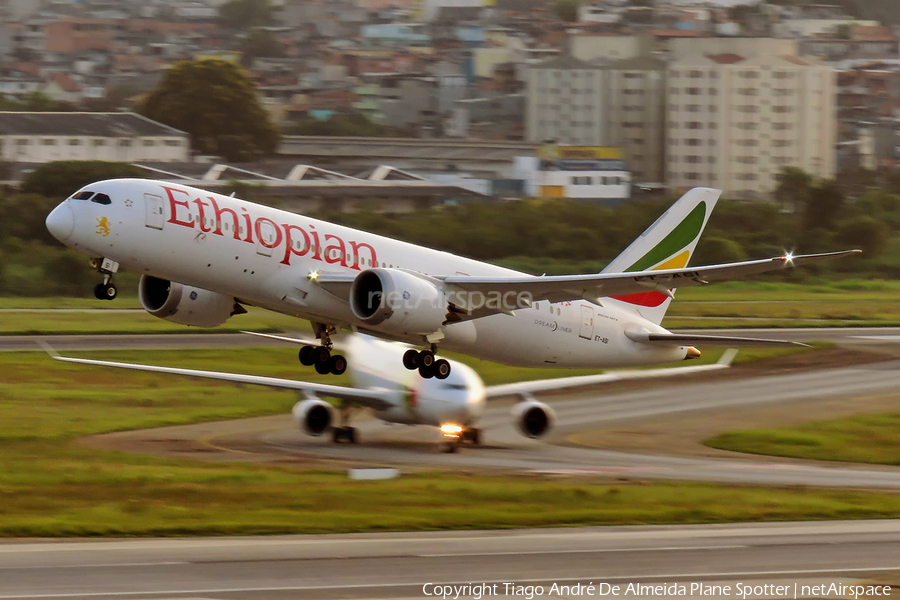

[36,339,60,359]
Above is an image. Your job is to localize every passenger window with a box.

[91,193,112,205]
[71,191,94,200]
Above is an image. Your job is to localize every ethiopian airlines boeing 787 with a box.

[45,179,856,379]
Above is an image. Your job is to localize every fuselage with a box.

[46,178,687,368]
[346,334,485,427]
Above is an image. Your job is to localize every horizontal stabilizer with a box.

[627,331,808,348]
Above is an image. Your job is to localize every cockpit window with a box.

[441,383,467,390]
[91,193,112,205]
[71,191,94,200]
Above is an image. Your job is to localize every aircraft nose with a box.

[46,202,74,242]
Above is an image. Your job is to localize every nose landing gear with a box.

[403,346,451,380]
[91,258,119,301]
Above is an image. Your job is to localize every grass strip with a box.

[705,413,900,466]
[4,345,897,537]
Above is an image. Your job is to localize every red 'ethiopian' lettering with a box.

[324,234,347,267]
[349,241,377,269]
[193,198,212,233]
[255,217,283,249]
[207,197,242,240]
[163,186,194,227]
[281,224,311,265]
[158,187,377,269]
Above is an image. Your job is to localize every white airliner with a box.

[45,333,738,451]
[44,178,855,383]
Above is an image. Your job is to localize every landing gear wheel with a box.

[442,442,459,454]
[328,354,348,376]
[419,350,436,369]
[332,426,358,444]
[434,359,451,380]
[298,345,315,366]
[94,283,116,300]
[403,349,419,370]
[463,428,481,445]
[418,363,435,379]
[313,346,332,375]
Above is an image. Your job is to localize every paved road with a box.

[0,521,897,599]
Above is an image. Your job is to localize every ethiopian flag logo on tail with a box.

[602,188,720,323]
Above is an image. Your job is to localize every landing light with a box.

[308,271,319,281]
[440,424,463,439]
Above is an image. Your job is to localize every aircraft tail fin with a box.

[601,187,721,325]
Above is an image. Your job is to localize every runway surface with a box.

[90,353,900,489]
[1,521,898,599]
[8,330,900,598]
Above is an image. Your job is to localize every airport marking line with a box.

[0,562,187,571]
[1,567,899,599]
[419,544,747,557]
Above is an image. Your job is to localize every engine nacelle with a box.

[349,268,447,335]
[292,399,334,436]
[511,399,556,439]
[139,275,242,328]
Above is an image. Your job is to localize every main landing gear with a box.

[332,405,357,443]
[298,323,347,376]
[298,344,347,375]
[402,346,451,380]
[91,258,119,301]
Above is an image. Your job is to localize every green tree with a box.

[239,28,285,66]
[774,166,813,213]
[838,216,889,258]
[694,237,748,265]
[285,112,389,137]
[0,91,62,112]
[554,0,580,21]
[139,59,279,162]
[19,161,146,199]
[804,179,845,233]
[219,0,273,29]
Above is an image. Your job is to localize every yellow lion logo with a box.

[96,217,111,237]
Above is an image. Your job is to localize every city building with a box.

[524,145,631,204]
[0,112,190,163]
[526,54,607,147]
[667,52,836,198]
[525,52,665,184]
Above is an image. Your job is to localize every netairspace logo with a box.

[421,581,893,600]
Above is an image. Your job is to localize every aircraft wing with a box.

[312,251,859,316]
[442,250,860,307]
[43,346,394,412]
[486,349,738,399]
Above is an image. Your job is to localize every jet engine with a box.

[138,275,244,328]
[292,398,334,436]
[349,268,447,335]
[511,398,556,439]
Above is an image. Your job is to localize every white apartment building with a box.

[526,53,666,184]
[0,112,190,163]
[526,54,607,147]
[667,53,836,198]
[604,56,666,184]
